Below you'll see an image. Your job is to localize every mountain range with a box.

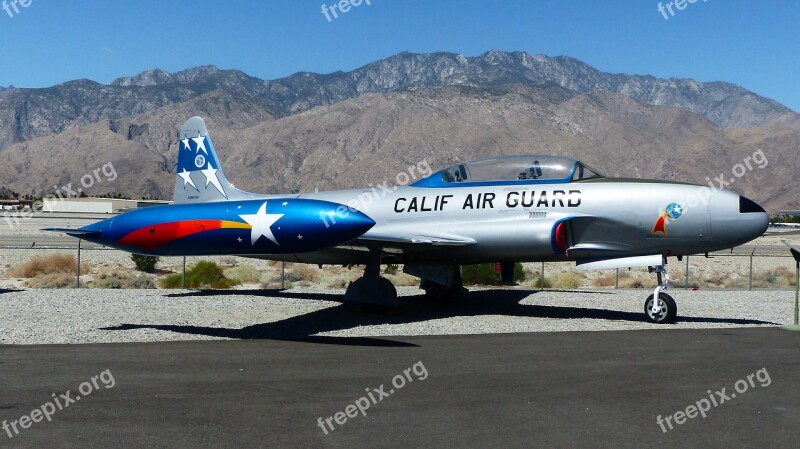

[0,51,796,211]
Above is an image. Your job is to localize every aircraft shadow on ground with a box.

[100,289,777,345]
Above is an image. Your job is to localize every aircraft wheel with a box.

[422,280,454,302]
[644,292,677,324]
[379,277,398,300]
[345,276,398,312]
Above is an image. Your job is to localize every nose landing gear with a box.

[644,264,677,324]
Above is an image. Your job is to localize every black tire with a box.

[349,277,398,313]
[379,277,398,300]
[644,292,677,324]
[422,280,454,302]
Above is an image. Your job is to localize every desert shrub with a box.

[224,264,261,284]
[387,272,422,287]
[95,276,123,289]
[92,269,157,289]
[161,261,240,289]
[131,254,159,273]
[126,275,156,289]
[701,272,729,288]
[286,265,319,282]
[9,254,89,278]
[529,275,553,289]
[25,272,76,288]
[594,274,617,287]
[770,267,796,287]
[461,263,525,286]
[262,280,292,289]
[752,267,797,288]
[327,278,349,289]
[619,277,646,289]
[552,272,584,289]
[383,264,399,275]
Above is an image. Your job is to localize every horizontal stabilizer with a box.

[41,227,102,238]
[576,254,664,271]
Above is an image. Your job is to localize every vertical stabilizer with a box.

[174,116,259,203]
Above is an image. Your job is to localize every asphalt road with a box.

[1,328,798,448]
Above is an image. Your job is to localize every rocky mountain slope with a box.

[0,51,797,211]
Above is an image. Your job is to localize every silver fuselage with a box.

[262,179,768,265]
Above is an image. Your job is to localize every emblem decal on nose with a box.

[653,203,683,236]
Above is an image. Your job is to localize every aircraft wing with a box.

[566,241,632,259]
[358,232,477,246]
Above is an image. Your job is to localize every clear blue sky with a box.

[1,0,798,111]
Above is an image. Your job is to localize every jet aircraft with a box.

[48,117,769,323]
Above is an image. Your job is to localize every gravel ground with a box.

[0,287,794,345]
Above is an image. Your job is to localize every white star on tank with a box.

[239,201,284,245]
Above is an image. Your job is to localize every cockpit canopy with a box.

[414,155,604,187]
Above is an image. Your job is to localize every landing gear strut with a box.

[344,250,398,310]
[644,264,677,324]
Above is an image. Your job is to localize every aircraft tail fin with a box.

[173,116,259,204]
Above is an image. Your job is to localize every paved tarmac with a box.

[0,328,798,448]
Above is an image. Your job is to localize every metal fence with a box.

[0,244,795,291]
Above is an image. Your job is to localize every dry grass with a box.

[261,279,292,289]
[326,278,350,289]
[618,276,646,289]
[752,267,797,288]
[90,268,156,289]
[25,272,76,288]
[594,274,616,288]
[286,265,320,282]
[387,272,422,287]
[8,254,89,278]
[224,265,261,284]
[552,272,584,289]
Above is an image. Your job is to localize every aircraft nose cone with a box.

[709,192,768,248]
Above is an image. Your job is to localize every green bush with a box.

[161,261,240,289]
[461,263,525,286]
[131,254,159,273]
